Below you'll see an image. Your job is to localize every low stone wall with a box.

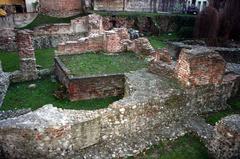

[33,24,72,35]
[54,57,124,101]
[0,14,105,51]
[0,28,16,51]
[0,67,239,158]
[56,28,154,56]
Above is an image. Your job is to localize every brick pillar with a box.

[16,30,38,81]
[175,47,225,86]
[209,115,240,159]
[87,14,104,35]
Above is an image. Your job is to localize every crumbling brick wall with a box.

[15,30,38,81]
[175,47,226,86]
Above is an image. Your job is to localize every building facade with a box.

[39,0,83,17]
[0,0,38,13]
[187,0,209,11]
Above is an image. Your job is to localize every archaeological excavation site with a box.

[0,0,240,159]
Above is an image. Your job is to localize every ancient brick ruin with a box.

[175,48,226,86]
[12,30,38,82]
[0,13,240,159]
[55,18,154,101]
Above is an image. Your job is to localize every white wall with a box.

[187,0,209,11]
[25,0,38,12]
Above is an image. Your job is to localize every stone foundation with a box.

[55,57,125,101]
[0,68,239,158]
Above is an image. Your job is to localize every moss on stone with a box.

[164,94,186,109]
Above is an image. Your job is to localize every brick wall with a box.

[55,57,124,101]
[175,48,226,86]
[94,0,124,11]
[39,0,82,17]
[56,28,130,55]
[15,30,38,81]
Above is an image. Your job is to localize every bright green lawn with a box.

[0,48,55,72]
[148,33,178,49]
[0,76,121,111]
[131,134,209,159]
[60,52,148,76]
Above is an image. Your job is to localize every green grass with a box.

[0,76,120,111]
[60,52,148,76]
[0,50,19,72]
[205,98,240,125]
[0,48,55,72]
[148,33,178,49]
[21,14,87,30]
[132,134,209,159]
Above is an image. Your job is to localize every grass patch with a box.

[0,50,19,72]
[205,98,240,125]
[132,134,209,159]
[148,33,178,49]
[59,52,148,76]
[0,48,55,72]
[1,76,120,111]
[21,14,86,30]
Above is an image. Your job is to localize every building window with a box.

[197,1,201,9]
[203,1,207,9]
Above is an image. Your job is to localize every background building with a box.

[187,0,209,11]
[0,0,38,13]
[39,0,84,17]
